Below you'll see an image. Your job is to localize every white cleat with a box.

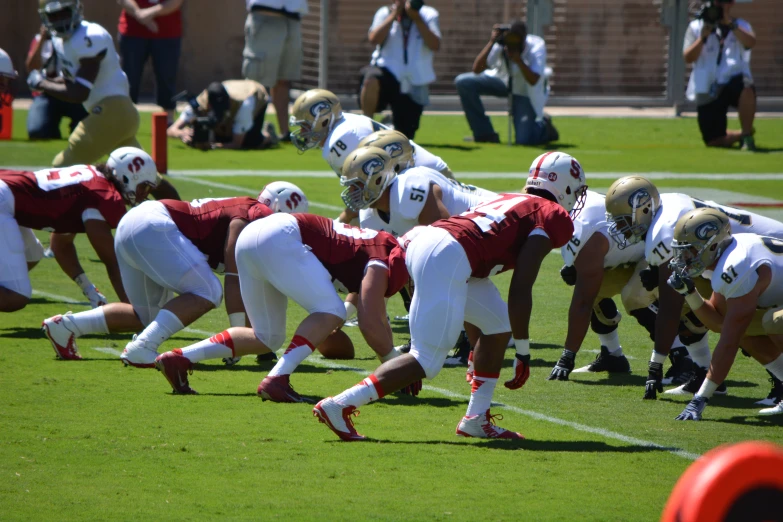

[758,402,783,416]
[42,312,82,360]
[120,335,159,368]
[456,410,524,439]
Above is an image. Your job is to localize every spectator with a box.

[117,0,184,123]
[455,21,556,145]
[242,0,307,142]
[25,25,88,140]
[359,0,441,140]
[683,0,756,151]
[167,79,277,150]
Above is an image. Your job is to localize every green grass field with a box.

[1,110,783,521]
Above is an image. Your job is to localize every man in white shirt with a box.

[683,0,757,151]
[359,0,441,140]
[455,20,556,145]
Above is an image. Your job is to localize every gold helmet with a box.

[670,208,732,278]
[340,146,397,212]
[605,176,661,249]
[289,89,343,152]
[357,130,414,172]
[39,0,83,38]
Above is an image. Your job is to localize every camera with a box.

[495,24,512,44]
[409,0,424,11]
[173,90,217,148]
[697,1,724,25]
[494,23,524,47]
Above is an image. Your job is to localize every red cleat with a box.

[313,398,366,441]
[257,374,306,403]
[155,349,197,394]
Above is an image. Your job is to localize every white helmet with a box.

[106,147,159,206]
[0,48,17,108]
[524,152,587,217]
[258,181,309,213]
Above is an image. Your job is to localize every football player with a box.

[0,47,17,108]
[153,213,410,397]
[41,182,308,363]
[667,209,783,419]
[313,152,586,441]
[27,0,178,200]
[1,147,157,314]
[604,176,783,400]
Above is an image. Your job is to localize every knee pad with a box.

[630,304,658,341]
[591,298,621,334]
[680,312,708,339]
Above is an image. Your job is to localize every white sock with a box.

[181,330,234,363]
[598,329,623,356]
[650,351,667,365]
[267,335,314,377]
[333,375,384,408]
[696,378,719,399]
[764,354,783,381]
[671,336,686,351]
[686,336,712,369]
[135,309,184,348]
[466,371,498,417]
[66,308,108,337]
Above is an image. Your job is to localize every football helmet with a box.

[258,181,309,214]
[107,147,159,206]
[357,130,415,172]
[340,146,397,212]
[0,48,17,108]
[38,0,83,38]
[289,89,342,152]
[605,176,661,249]
[670,208,732,278]
[524,152,587,217]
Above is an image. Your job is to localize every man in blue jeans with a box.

[455,20,557,145]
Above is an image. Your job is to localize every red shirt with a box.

[1,167,126,233]
[118,0,182,39]
[294,214,409,297]
[163,197,272,270]
[435,193,574,278]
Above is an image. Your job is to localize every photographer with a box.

[167,80,278,150]
[455,20,556,145]
[359,0,441,140]
[683,0,756,151]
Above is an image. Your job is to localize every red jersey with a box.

[163,197,273,270]
[1,166,126,233]
[435,193,573,278]
[294,214,409,296]
[118,0,182,39]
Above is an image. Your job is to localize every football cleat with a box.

[395,340,411,354]
[755,373,783,407]
[444,331,471,366]
[257,374,307,403]
[675,395,709,421]
[665,366,727,396]
[120,335,159,368]
[255,351,278,365]
[342,317,359,328]
[42,312,82,360]
[313,398,366,441]
[155,349,196,394]
[662,349,694,385]
[393,314,410,322]
[572,346,631,374]
[758,401,783,416]
[456,411,524,439]
[222,356,242,366]
[466,350,474,384]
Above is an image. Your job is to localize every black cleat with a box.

[444,331,471,366]
[572,346,630,374]
[755,371,783,406]
[665,365,727,396]
[256,351,278,365]
[662,348,695,385]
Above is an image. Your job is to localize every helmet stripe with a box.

[533,151,556,178]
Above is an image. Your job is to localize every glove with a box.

[547,349,576,381]
[560,265,577,286]
[83,285,107,308]
[644,361,664,400]
[222,356,242,366]
[400,379,423,397]
[504,353,531,390]
[667,272,695,296]
[639,265,660,291]
[27,70,44,91]
[675,395,709,421]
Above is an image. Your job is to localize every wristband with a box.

[513,338,530,357]
[685,292,705,310]
[344,301,357,321]
[228,312,246,328]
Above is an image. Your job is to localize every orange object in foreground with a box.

[151,111,168,173]
[0,102,12,140]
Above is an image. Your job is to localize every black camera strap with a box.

[400,16,412,65]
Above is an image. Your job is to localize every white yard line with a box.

[93,347,123,357]
[32,289,89,306]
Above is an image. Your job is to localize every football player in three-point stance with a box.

[1,147,157,318]
[42,182,308,365]
[313,152,586,441]
[604,176,783,400]
[666,209,783,419]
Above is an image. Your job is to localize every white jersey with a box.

[323,113,449,175]
[562,190,644,268]
[711,234,783,307]
[359,167,496,236]
[645,193,783,267]
[51,21,130,111]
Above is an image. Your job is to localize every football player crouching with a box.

[1,147,157,318]
[313,152,586,441]
[154,213,411,398]
[42,182,308,364]
[604,176,783,400]
[668,209,783,419]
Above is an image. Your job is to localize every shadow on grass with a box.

[568,373,649,387]
[28,297,89,306]
[709,414,783,426]
[413,143,479,152]
[752,147,783,154]
[0,327,201,344]
[347,438,671,453]
[194,363,335,374]
[658,394,763,410]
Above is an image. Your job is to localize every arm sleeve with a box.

[542,208,574,249]
[487,43,503,69]
[232,96,257,135]
[737,19,754,36]
[683,21,699,51]
[722,269,760,300]
[369,6,389,33]
[527,39,546,76]
[424,9,441,38]
[81,208,106,223]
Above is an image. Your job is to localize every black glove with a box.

[667,271,696,296]
[639,265,660,291]
[560,265,577,286]
[644,361,663,400]
[547,349,576,381]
